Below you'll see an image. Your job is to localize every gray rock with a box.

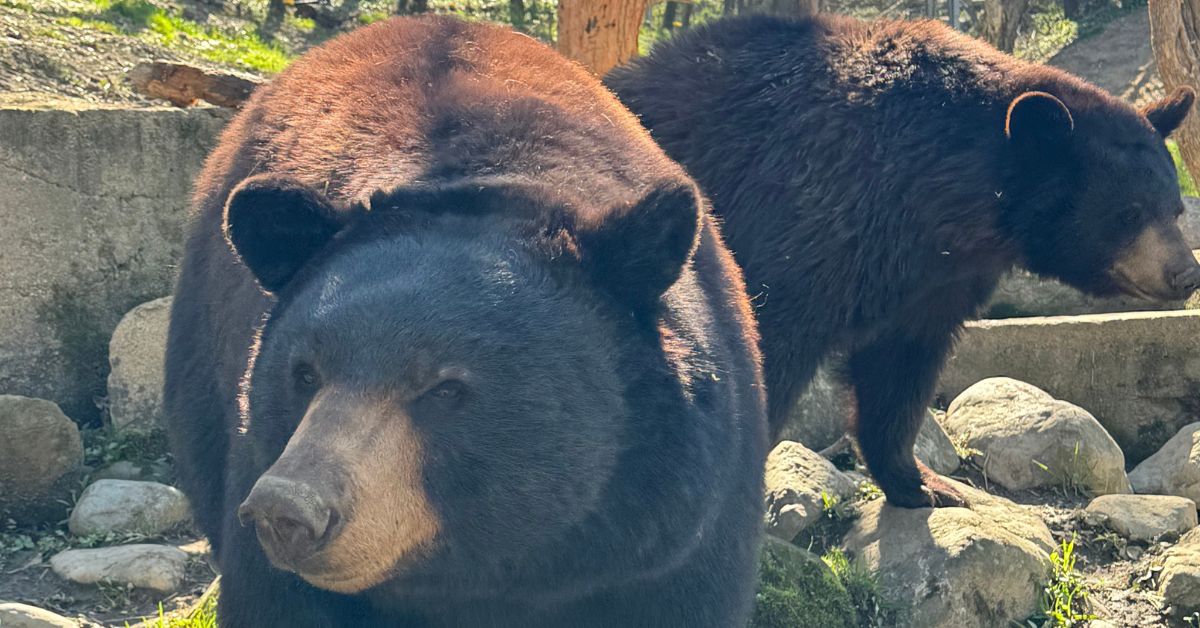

[0,105,230,425]
[0,395,84,524]
[777,367,850,451]
[68,479,190,536]
[1129,423,1200,503]
[50,544,188,593]
[1084,494,1197,542]
[842,478,1054,628]
[936,311,1200,464]
[944,378,1129,494]
[915,410,959,476]
[763,441,856,541]
[0,603,79,628]
[107,297,171,430]
[1159,527,1200,615]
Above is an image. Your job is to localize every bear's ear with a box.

[575,180,702,310]
[223,174,345,294]
[1142,86,1195,137]
[1005,91,1075,146]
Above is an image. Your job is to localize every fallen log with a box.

[128,61,263,108]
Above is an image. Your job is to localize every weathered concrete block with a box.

[937,311,1200,464]
[0,105,230,424]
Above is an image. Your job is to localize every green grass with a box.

[1029,536,1097,627]
[65,0,293,73]
[822,548,904,628]
[139,586,219,628]
[1169,140,1199,197]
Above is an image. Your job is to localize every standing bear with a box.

[607,14,1200,508]
[164,16,767,627]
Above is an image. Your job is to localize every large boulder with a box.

[778,367,849,451]
[1129,423,1200,503]
[68,479,190,536]
[50,544,188,593]
[943,378,1129,494]
[763,441,857,542]
[1159,527,1200,616]
[0,395,84,524]
[842,478,1054,628]
[751,537,855,628]
[0,105,230,424]
[937,311,1200,464]
[106,297,171,430]
[915,410,959,476]
[1083,494,1197,542]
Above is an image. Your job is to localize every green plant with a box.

[822,548,905,628]
[1032,536,1097,627]
[137,591,219,628]
[1168,140,1199,197]
[83,427,170,468]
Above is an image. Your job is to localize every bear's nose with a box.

[1171,265,1200,295]
[238,475,340,564]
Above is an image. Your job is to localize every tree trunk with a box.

[980,0,1029,52]
[741,0,818,16]
[681,2,694,26]
[1150,0,1200,179]
[397,0,428,14]
[510,0,526,29]
[557,0,653,75]
[723,0,736,15]
[662,1,678,29]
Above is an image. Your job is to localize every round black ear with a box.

[1142,86,1196,138]
[1005,91,1075,144]
[223,174,345,294]
[575,180,702,311]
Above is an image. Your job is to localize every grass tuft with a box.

[1029,535,1097,627]
[822,548,904,628]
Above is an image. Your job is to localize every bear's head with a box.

[1001,85,1200,301]
[222,174,701,594]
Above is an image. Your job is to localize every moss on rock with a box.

[751,536,855,628]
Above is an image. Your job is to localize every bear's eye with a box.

[292,363,321,392]
[413,379,468,413]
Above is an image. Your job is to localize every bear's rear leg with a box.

[848,330,966,509]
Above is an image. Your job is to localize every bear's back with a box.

[195,16,684,222]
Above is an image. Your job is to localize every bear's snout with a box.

[239,475,342,568]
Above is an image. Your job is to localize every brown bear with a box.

[164,16,767,627]
[607,14,1200,508]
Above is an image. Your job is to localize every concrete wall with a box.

[938,311,1200,464]
[0,105,230,424]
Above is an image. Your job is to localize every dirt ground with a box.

[1049,8,1164,108]
[0,533,215,626]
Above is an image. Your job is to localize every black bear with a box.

[164,16,767,627]
[607,14,1200,508]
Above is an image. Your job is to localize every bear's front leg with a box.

[847,328,966,509]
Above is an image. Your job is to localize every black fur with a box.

[607,14,1193,507]
[165,16,766,627]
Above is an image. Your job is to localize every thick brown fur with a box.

[166,15,766,627]
[608,14,1197,508]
